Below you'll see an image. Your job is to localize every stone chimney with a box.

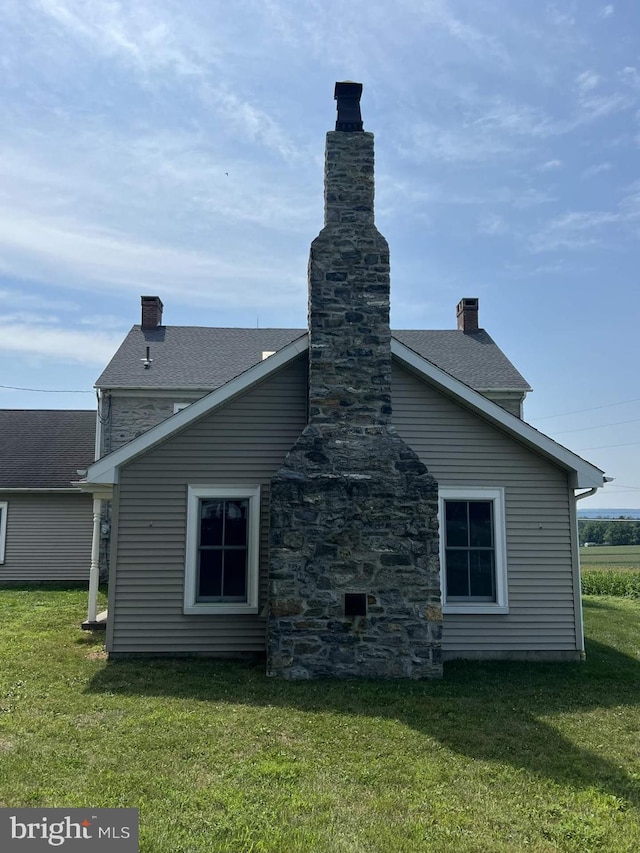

[267,83,442,680]
[456,298,479,333]
[141,295,164,330]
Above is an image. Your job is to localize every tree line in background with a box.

[579,518,640,546]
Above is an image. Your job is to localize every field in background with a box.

[580,545,640,597]
[580,544,640,571]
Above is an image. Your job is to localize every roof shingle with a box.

[0,410,96,489]
[96,326,531,392]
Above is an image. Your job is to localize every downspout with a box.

[94,389,103,461]
[571,481,610,658]
[87,496,102,624]
[569,491,587,657]
[85,390,106,627]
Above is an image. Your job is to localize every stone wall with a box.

[101,394,203,454]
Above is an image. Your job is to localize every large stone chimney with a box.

[267,83,442,680]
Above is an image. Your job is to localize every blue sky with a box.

[0,1,638,508]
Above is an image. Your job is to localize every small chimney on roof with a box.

[457,297,479,333]
[141,295,163,330]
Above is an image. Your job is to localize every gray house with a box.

[80,83,605,676]
[0,409,95,581]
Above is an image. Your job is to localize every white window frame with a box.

[438,487,508,614]
[0,501,7,564]
[184,485,260,615]
[173,402,190,414]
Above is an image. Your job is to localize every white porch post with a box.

[87,497,102,623]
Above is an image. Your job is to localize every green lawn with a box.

[1,587,640,852]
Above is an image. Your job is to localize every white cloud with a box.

[35,0,211,78]
[399,77,633,167]
[529,210,623,252]
[0,287,79,313]
[581,162,612,179]
[599,5,614,18]
[538,159,563,172]
[0,321,123,365]
[0,206,303,308]
[200,85,302,161]
[576,71,600,94]
[573,92,632,125]
[620,66,640,89]
[79,315,133,331]
[399,98,554,164]
[477,213,509,236]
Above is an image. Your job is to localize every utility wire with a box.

[532,397,640,420]
[0,384,93,393]
[576,440,640,452]
[552,416,640,435]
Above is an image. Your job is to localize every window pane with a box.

[469,501,493,548]
[469,550,496,599]
[197,550,222,599]
[446,549,469,597]
[223,549,248,598]
[200,500,224,546]
[445,501,468,547]
[225,499,248,546]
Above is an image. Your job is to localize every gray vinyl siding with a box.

[109,354,578,657]
[108,358,308,655]
[392,362,578,655]
[0,492,93,581]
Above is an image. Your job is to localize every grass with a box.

[1,587,640,852]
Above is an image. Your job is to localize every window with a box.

[184,486,260,614]
[0,501,7,563]
[439,488,508,613]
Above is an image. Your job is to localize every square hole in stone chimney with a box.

[344,593,367,617]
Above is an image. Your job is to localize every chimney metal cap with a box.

[334,81,364,132]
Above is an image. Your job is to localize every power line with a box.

[552,416,640,435]
[0,384,93,393]
[531,397,640,421]
[576,440,640,452]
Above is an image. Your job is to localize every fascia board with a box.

[86,334,309,485]
[72,481,113,500]
[94,386,215,395]
[391,339,604,489]
[476,387,533,394]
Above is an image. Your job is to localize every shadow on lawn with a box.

[85,629,640,808]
